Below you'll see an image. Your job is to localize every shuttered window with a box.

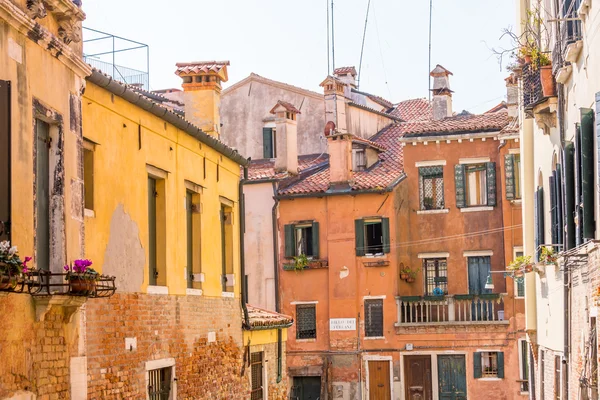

[355,218,390,256]
[505,154,521,200]
[580,108,595,240]
[83,140,94,211]
[534,187,545,261]
[0,80,10,242]
[296,304,316,339]
[575,125,584,245]
[364,299,384,337]
[262,127,276,159]
[250,352,264,400]
[455,162,496,207]
[474,351,504,379]
[284,221,319,259]
[564,144,576,250]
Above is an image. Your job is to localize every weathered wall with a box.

[85,293,249,399]
[244,329,289,400]
[221,76,327,159]
[244,181,277,310]
[346,104,395,140]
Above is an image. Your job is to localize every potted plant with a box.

[0,240,31,290]
[64,259,98,294]
[406,269,420,284]
[423,197,434,210]
[508,255,533,276]
[539,246,557,265]
[293,254,309,272]
[400,265,411,280]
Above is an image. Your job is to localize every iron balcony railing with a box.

[395,294,506,325]
[552,0,583,72]
[522,63,544,110]
[0,269,116,297]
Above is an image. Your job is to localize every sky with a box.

[82,0,516,114]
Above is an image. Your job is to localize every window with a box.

[355,218,390,256]
[474,351,504,379]
[83,140,94,211]
[148,171,167,286]
[185,187,202,290]
[534,186,545,261]
[364,299,383,337]
[250,352,264,400]
[262,127,276,159]
[36,119,50,271]
[455,162,496,208]
[419,166,444,210]
[554,356,561,400]
[424,258,448,295]
[514,249,525,298]
[296,304,316,339]
[519,340,530,392]
[284,222,319,258]
[148,367,172,399]
[541,351,546,400]
[352,147,366,171]
[221,203,234,292]
[504,153,521,200]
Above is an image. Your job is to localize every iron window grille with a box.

[250,352,264,400]
[148,367,172,400]
[481,352,499,378]
[419,166,444,210]
[296,304,317,339]
[424,258,448,295]
[364,299,384,337]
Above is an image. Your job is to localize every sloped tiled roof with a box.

[334,66,357,76]
[390,98,432,121]
[278,127,404,196]
[246,153,328,182]
[270,100,301,115]
[351,89,394,109]
[352,135,386,152]
[397,110,511,137]
[246,305,293,329]
[485,101,508,114]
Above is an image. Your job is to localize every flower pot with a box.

[524,54,532,64]
[523,264,534,273]
[69,279,96,295]
[406,277,415,283]
[514,270,524,278]
[0,273,16,290]
[540,66,556,97]
[400,273,409,280]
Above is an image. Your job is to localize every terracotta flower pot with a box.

[400,273,409,280]
[69,278,96,295]
[406,277,415,283]
[523,264,534,273]
[540,65,556,97]
[524,54,532,64]
[0,273,16,290]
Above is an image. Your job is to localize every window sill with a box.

[221,292,235,298]
[519,392,530,396]
[477,377,502,381]
[515,296,524,300]
[186,288,203,296]
[361,254,386,259]
[364,336,386,340]
[417,209,449,215]
[296,338,317,343]
[146,285,168,295]
[460,206,494,213]
[511,199,522,205]
[84,208,95,218]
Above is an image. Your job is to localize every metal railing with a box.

[0,269,116,297]
[396,294,506,325]
[522,63,544,111]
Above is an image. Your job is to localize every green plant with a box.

[423,197,434,210]
[293,254,309,271]
[508,255,532,271]
[539,246,557,264]
[64,259,98,281]
[0,240,31,276]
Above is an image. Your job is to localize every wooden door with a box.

[404,355,432,400]
[438,355,467,400]
[468,256,492,320]
[368,360,391,400]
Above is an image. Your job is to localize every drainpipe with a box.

[272,181,283,383]
[240,163,250,330]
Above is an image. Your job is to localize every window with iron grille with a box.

[148,367,172,400]
[250,352,264,400]
[419,166,444,210]
[424,258,448,295]
[296,304,316,339]
[364,299,383,337]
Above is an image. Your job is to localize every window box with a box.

[283,259,328,271]
[400,296,422,302]
[363,260,390,267]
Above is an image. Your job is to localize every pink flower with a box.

[22,266,28,273]
[64,265,70,272]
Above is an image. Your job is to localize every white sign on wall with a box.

[330,318,356,331]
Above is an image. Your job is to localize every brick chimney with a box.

[327,132,353,185]
[333,66,357,89]
[320,75,348,134]
[430,65,453,121]
[505,74,518,118]
[175,61,230,138]
[270,101,300,175]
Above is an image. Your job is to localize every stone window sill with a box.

[477,377,502,381]
[364,336,386,340]
[417,209,449,215]
[221,292,235,298]
[461,206,494,213]
[296,338,316,343]
[146,285,168,295]
[84,208,95,218]
[186,288,203,296]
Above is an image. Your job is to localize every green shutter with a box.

[497,352,505,379]
[263,128,273,159]
[355,219,365,256]
[473,352,482,379]
[565,144,576,250]
[311,221,320,258]
[504,154,515,200]
[454,164,466,208]
[581,108,595,240]
[382,217,390,254]
[284,224,295,258]
[486,162,497,206]
[550,175,558,248]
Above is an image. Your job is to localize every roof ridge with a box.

[223,73,323,99]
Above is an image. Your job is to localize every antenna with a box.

[326,0,330,75]
[331,0,338,131]
[428,0,433,101]
[357,0,371,90]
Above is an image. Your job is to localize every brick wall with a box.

[249,342,288,400]
[85,293,250,399]
[537,347,563,400]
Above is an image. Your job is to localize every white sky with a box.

[82,0,516,114]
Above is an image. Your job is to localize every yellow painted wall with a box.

[82,82,242,297]
[243,328,288,346]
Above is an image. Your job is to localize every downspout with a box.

[240,163,250,329]
[272,181,282,383]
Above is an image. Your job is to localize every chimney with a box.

[320,75,348,134]
[175,61,230,138]
[505,74,518,118]
[430,64,453,121]
[326,132,353,185]
[270,101,300,175]
[333,66,357,89]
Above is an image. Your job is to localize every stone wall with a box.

[85,293,250,399]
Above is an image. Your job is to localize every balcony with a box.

[522,64,545,111]
[0,269,116,297]
[395,294,507,327]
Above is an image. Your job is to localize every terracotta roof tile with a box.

[398,110,511,137]
[352,135,386,152]
[334,66,357,76]
[270,100,301,115]
[485,101,508,113]
[390,98,432,121]
[246,154,328,181]
[175,61,230,76]
[246,305,293,329]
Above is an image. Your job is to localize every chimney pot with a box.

[271,101,299,175]
[430,64,453,120]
